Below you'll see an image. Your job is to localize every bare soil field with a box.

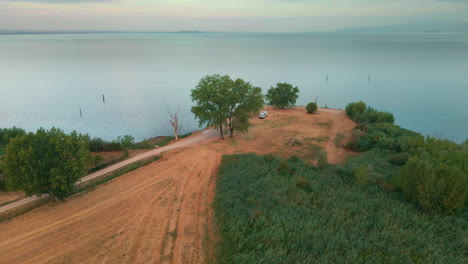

[0,107,355,264]
[0,192,24,206]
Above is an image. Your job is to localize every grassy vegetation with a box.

[214,153,467,263]
[157,132,192,147]
[88,151,129,174]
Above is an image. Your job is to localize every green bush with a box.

[347,123,422,153]
[345,102,395,125]
[116,135,134,149]
[88,137,107,152]
[395,157,467,213]
[306,102,318,114]
[345,101,366,117]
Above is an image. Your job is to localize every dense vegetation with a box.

[266,83,299,109]
[191,74,264,139]
[2,128,90,199]
[306,102,318,113]
[215,101,467,263]
[215,153,467,264]
[344,102,467,213]
[87,134,154,152]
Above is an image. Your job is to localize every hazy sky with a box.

[0,0,467,32]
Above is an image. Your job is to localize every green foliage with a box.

[395,154,467,214]
[0,127,26,147]
[305,102,317,113]
[2,128,90,199]
[116,135,134,149]
[354,166,369,187]
[88,134,149,152]
[345,101,367,117]
[277,159,294,176]
[345,102,395,125]
[91,154,104,168]
[295,176,311,192]
[215,154,466,263]
[266,83,299,109]
[347,122,423,153]
[158,132,192,147]
[333,132,345,148]
[191,74,264,139]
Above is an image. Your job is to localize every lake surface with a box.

[0,33,467,143]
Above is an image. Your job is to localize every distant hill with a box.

[334,23,468,33]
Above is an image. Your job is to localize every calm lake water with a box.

[0,33,467,143]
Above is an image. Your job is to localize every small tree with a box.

[191,74,264,139]
[266,83,299,109]
[2,128,90,199]
[306,102,318,113]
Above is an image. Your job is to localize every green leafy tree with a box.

[266,83,299,109]
[2,128,90,199]
[191,74,264,139]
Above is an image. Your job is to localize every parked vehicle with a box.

[259,111,268,119]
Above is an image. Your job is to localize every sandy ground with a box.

[0,192,24,206]
[0,107,355,264]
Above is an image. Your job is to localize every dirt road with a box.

[0,107,355,264]
[0,130,218,215]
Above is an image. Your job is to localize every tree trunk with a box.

[229,127,234,138]
[219,123,224,139]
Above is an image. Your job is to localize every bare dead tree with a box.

[167,106,182,140]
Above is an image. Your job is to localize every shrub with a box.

[395,157,467,213]
[347,123,422,152]
[117,135,134,149]
[345,102,394,125]
[88,137,106,152]
[91,154,104,168]
[345,101,366,117]
[306,102,318,114]
[334,133,345,148]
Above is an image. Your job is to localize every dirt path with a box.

[0,130,218,215]
[0,107,356,264]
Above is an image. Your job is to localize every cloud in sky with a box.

[0,0,467,31]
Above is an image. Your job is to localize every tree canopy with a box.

[2,127,90,199]
[191,74,264,139]
[266,83,299,109]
